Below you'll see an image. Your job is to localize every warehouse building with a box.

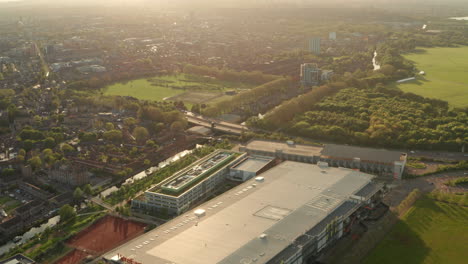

[104,161,383,264]
[132,150,244,215]
[240,140,407,179]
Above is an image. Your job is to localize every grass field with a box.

[103,74,253,104]
[390,46,468,108]
[364,196,468,264]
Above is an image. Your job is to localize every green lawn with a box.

[364,196,468,264]
[0,196,13,205]
[391,46,468,108]
[3,199,23,214]
[103,74,253,104]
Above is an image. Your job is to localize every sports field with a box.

[392,46,468,108]
[364,196,468,264]
[104,74,252,104]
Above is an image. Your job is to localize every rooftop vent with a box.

[194,209,206,217]
[317,161,329,168]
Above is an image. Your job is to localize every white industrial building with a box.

[240,140,407,179]
[104,161,383,264]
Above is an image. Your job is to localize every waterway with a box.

[0,216,60,256]
[450,17,468,21]
[372,51,381,71]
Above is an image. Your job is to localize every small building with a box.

[0,254,36,264]
[229,156,275,182]
[321,70,334,81]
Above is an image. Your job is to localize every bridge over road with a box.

[184,112,249,135]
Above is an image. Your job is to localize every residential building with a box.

[309,37,321,54]
[300,63,321,86]
[48,161,90,187]
[0,216,23,237]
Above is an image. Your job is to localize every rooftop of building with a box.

[321,144,407,164]
[149,150,240,196]
[230,156,273,173]
[242,139,323,157]
[0,254,35,264]
[242,140,407,164]
[104,161,377,264]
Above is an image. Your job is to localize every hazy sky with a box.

[1,0,467,7]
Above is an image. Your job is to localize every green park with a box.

[392,46,468,108]
[103,74,253,105]
[364,196,468,264]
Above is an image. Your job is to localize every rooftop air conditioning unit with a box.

[194,209,206,217]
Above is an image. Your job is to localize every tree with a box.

[138,106,164,122]
[61,143,75,153]
[83,184,93,196]
[191,104,201,114]
[146,140,157,148]
[133,126,149,145]
[73,187,84,201]
[105,122,115,131]
[103,130,123,143]
[28,156,42,170]
[144,159,151,166]
[80,132,97,143]
[44,137,56,149]
[170,121,186,134]
[59,204,76,223]
[123,117,137,127]
[150,122,165,135]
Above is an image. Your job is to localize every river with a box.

[450,17,468,21]
[372,51,381,71]
[0,216,60,256]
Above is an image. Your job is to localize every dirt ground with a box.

[55,216,146,264]
[67,215,146,253]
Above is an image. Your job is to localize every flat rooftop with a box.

[0,254,35,264]
[243,140,323,157]
[231,156,273,173]
[155,151,237,195]
[321,144,407,164]
[104,162,375,264]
